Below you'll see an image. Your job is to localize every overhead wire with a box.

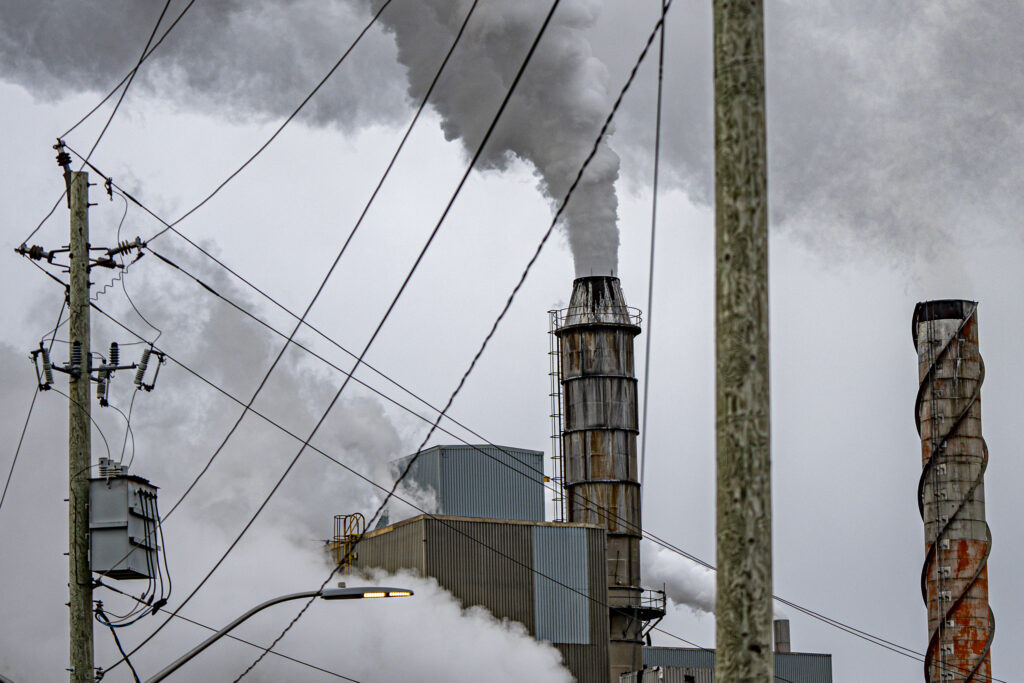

[60,1,196,140]
[639,0,667,494]
[102,0,399,246]
[22,0,192,246]
[100,0,521,669]
[231,2,675,677]
[77,0,174,168]
[89,306,716,680]
[28,2,978,679]
[90,294,971,682]
[0,299,68,516]
[95,579,360,682]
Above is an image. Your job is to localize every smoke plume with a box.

[364,0,622,276]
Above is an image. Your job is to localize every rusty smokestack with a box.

[913,300,994,683]
[555,276,643,682]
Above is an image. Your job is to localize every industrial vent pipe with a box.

[913,300,994,683]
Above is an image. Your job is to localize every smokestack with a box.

[555,276,642,682]
[912,300,994,683]
[773,619,791,654]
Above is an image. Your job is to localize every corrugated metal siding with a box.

[353,516,608,683]
[620,667,714,683]
[775,653,833,683]
[644,648,715,669]
[641,649,833,683]
[423,517,536,631]
[533,526,590,644]
[351,518,426,574]
[391,445,545,522]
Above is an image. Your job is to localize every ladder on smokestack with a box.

[548,309,566,522]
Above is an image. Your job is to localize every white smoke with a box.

[642,541,716,614]
[0,245,574,680]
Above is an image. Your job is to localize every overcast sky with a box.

[1,1,1023,681]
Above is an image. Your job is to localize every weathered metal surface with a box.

[620,667,715,683]
[350,515,610,682]
[640,648,833,683]
[561,277,643,328]
[913,299,994,683]
[555,276,645,682]
[712,1,773,681]
[773,619,791,654]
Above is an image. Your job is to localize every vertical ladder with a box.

[548,309,566,522]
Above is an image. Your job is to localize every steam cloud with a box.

[642,541,716,614]
[0,242,573,681]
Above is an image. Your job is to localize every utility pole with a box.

[68,170,94,683]
[712,2,773,682]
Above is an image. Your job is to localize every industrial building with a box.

[335,276,833,682]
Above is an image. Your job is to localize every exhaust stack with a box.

[913,300,994,683]
[554,276,643,681]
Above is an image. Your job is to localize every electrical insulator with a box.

[70,341,82,373]
[40,348,54,385]
[134,348,151,387]
[109,342,119,368]
[96,374,109,406]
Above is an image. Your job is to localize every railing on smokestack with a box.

[548,309,566,522]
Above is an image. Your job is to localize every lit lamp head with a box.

[319,586,414,601]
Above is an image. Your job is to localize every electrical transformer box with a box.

[89,474,159,580]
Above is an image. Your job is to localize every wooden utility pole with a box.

[68,171,94,683]
[712,2,773,682]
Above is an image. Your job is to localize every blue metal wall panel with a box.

[391,445,545,522]
[532,525,590,644]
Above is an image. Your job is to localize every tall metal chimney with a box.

[913,300,994,683]
[555,276,643,682]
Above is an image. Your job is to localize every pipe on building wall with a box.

[913,300,994,683]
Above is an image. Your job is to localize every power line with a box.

[90,301,975,683]
[94,580,359,682]
[25,8,982,680]
[60,1,196,140]
[159,0,564,671]
[639,0,667,495]
[78,0,174,168]
[231,3,675,677]
[1,299,67,517]
[22,0,192,247]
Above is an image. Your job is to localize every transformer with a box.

[89,472,159,580]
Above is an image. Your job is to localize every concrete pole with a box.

[68,171,93,683]
[712,2,773,682]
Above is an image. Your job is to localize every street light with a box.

[145,586,413,682]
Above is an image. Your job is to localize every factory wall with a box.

[351,515,610,682]
[385,445,545,524]
[638,647,833,683]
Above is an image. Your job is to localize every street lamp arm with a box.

[143,585,412,682]
[145,591,319,683]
